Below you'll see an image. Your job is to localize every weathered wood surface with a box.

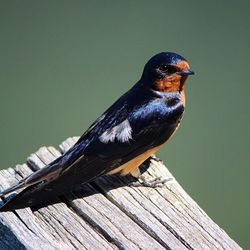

[0,137,241,250]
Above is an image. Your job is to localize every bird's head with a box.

[141,52,194,92]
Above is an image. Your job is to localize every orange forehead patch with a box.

[176,60,190,70]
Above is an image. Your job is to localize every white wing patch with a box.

[99,119,132,143]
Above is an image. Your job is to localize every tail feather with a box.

[0,182,51,211]
[0,163,58,199]
[0,172,72,211]
[0,158,65,208]
[0,180,27,198]
[0,153,110,211]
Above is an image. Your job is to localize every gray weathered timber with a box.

[0,137,242,250]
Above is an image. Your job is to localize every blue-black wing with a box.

[0,87,184,211]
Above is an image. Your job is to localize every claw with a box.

[130,175,172,188]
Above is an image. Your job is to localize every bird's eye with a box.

[159,64,168,72]
[159,64,177,74]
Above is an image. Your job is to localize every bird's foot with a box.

[130,175,172,188]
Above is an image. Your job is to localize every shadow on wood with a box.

[0,137,242,250]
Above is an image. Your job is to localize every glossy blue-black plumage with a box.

[0,52,189,211]
[141,52,187,83]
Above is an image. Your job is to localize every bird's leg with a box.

[129,168,172,188]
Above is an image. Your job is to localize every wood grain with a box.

[0,137,242,250]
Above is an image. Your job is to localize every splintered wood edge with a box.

[0,137,242,250]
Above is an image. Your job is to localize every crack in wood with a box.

[59,195,118,250]
[0,137,242,250]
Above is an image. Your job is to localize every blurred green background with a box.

[0,0,249,248]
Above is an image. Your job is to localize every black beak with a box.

[177,69,194,75]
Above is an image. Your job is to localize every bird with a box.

[0,52,194,211]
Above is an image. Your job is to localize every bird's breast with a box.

[180,90,186,107]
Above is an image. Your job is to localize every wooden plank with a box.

[39,144,166,250]
[147,162,241,250]
[23,147,116,250]
[0,152,116,249]
[0,137,242,250]
[0,167,63,250]
[60,138,242,250]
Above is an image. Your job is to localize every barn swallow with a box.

[0,52,194,211]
